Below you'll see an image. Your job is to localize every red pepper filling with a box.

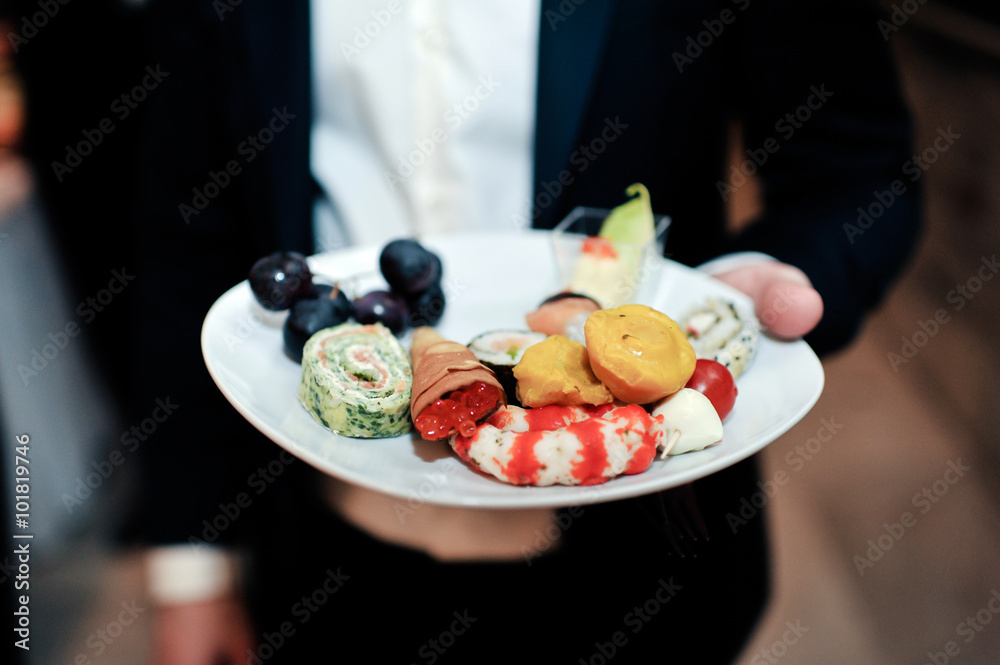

[414,381,504,440]
[581,236,619,259]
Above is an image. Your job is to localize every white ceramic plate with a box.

[202,230,824,508]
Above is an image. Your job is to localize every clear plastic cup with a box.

[551,206,671,308]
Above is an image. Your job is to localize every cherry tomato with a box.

[684,359,737,420]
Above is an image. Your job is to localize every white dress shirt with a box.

[309,0,540,250]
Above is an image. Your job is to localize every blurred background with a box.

[1,1,998,663]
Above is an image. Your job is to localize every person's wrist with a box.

[144,544,241,606]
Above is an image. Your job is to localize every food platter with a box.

[201,230,824,508]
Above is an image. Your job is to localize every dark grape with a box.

[306,282,334,299]
[307,283,354,320]
[249,251,313,311]
[283,290,354,362]
[428,252,443,285]
[405,281,446,327]
[379,239,441,295]
[353,290,409,335]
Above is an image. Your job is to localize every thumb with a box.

[712,262,823,340]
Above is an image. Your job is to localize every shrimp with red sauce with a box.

[449,403,667,486]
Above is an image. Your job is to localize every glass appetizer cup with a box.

[551,206,671,308]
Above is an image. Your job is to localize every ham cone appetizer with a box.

[409,327,507,440]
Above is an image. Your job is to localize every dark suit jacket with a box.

[130,0,919,659]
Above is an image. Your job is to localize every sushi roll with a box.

[298,322,413,438]
[467,330,547,406]
[679,298,759,379]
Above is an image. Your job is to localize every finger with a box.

[712,263,823,339]
[756,278,823,339]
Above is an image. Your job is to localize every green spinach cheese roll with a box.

[298,322,413,438]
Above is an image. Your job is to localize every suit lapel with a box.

[533,0,619,228]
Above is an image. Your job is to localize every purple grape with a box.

[307,283,354,318]
[249,251,313,311]
[379,239,442,295]
[283,285,355,362]
[405,281,446,327]
[353,290,409,335]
